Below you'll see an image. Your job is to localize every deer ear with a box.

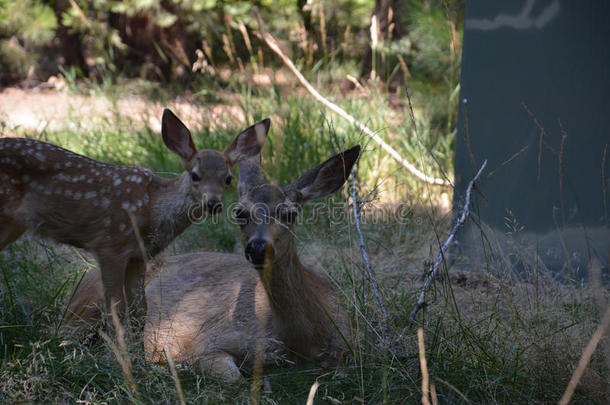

[224,118,270,166]
[285,145,361,204]
[162,109,197,163]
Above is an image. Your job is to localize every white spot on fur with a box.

[65,161,72,168]
[119,223,126,232]
[113,178,122,186]
[73,191,82,200]
[100,198,110,208]
[84,191,97,199]
[103,217,111,227]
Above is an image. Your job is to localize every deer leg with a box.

[203,352,243,382]
[124,260,147,336]
[98,255,128,333]
[0,216,25,250]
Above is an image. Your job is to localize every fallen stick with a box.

[403,160,487,332]
[255,12,451,187]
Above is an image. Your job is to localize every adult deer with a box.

[64,145,360,380]
[0,109,269,331]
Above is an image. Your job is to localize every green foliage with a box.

[0,0,57,45]
[0,0,57,82]
[404,0,463,130]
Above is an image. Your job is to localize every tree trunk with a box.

[54,0,89,76]
[360,0,404,80]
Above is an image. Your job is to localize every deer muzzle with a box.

[205,200,223,215]
[245,238,275,269]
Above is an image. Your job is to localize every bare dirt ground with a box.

[0,85,245,136]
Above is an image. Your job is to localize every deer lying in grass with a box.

[63,145,360,380]
[0,109,269,331]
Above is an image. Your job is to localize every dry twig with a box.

[164,348,186,405]
[255,11,451,187]
[418,328,432,405]
[99,306,141,403]
[559,306,610,405]
[306,380,320,405]
[351,172,389,343]
[403,160,487,332]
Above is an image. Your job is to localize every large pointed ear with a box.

[161,108,197,163]
[238,155,267,196]
[224,118,270,166]
[285,145,361,204]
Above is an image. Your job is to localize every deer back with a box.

[1,137,155,250]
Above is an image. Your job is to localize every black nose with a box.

[245,239,274,268]
[206,200,222,215]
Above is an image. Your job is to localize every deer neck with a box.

[262,240,337,357]
[147,172,193,254]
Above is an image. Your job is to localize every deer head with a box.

[161,109,270,215]
[234,145,361,270]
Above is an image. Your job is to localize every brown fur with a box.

[0,110,269,329]
[63,145,361,380]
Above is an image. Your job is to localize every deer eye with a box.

[225,175,232,186]
[233,206,249,225]
[279,210,298,225]
[191,172,200,182]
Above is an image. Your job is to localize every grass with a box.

[1,67,609,404]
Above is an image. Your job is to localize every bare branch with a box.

[351,172,389,343]
[403,160,488,332]
[255,11,451,187]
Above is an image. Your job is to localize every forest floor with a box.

[1,79,608,404]
[0,85,243,134]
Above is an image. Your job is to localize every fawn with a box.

[0,109,269,331]
[63,145,360,380]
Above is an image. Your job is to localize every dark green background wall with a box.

[454,0,609,280]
